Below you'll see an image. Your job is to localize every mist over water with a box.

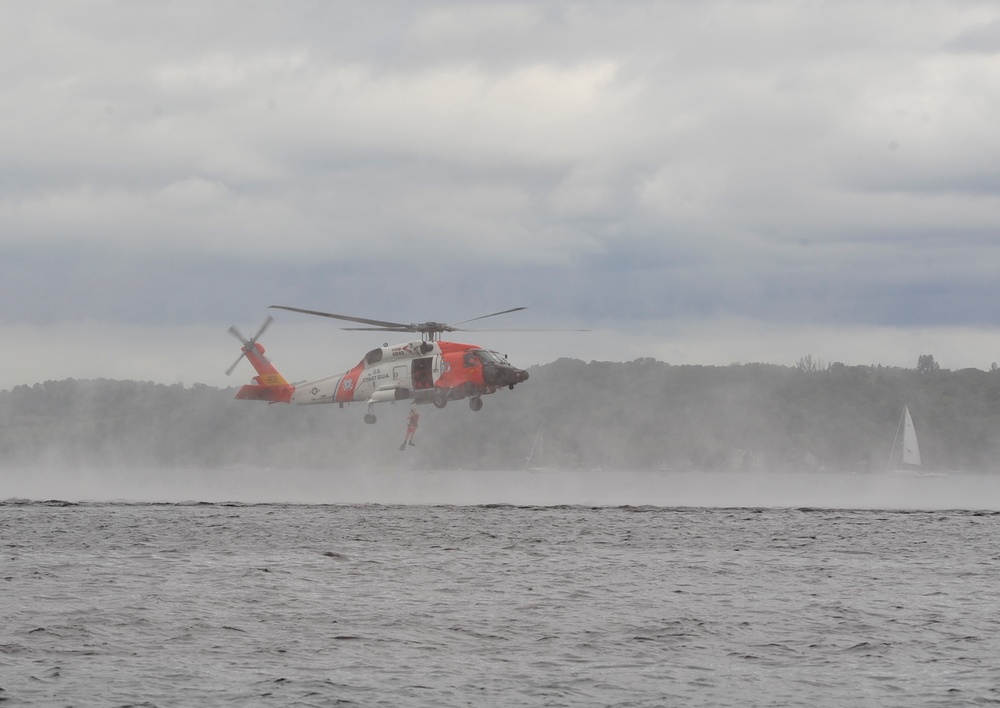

[4,466,999,510]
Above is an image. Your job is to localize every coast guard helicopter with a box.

[226,306,530,424]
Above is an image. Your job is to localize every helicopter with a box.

[227,306,531,424]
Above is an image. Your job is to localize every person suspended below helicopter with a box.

[400,406,419,450]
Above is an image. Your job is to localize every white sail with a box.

[526,430,547,470]
[901,406,921,466]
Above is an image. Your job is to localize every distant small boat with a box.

[888,406,935,475]
[526,430,549,471]
[900,406,921,467]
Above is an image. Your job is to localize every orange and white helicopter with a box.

[227,306,531,424]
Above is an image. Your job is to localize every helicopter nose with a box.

[483,363,529,388]
[501,366,529,387]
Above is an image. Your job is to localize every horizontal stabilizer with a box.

[235,384,294,403]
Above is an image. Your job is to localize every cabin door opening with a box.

[412,357,434,390]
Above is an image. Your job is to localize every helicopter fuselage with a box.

[230,306,536,423]
[235,338,528,420]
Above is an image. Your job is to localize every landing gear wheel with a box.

[364,413,377,424]
[433,393,448,409]
[469,396,483,412]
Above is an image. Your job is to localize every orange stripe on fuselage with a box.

[335,361,366,403]
[437,341,478,354]
[436,342,485,389]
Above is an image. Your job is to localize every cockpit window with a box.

[474,350,505,365]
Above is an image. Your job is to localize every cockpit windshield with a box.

[474,350,506,365]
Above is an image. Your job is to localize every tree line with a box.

[1,356,998,473]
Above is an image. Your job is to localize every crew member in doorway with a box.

[400,405,419,450]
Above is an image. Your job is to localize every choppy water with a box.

[3,488,1000,706]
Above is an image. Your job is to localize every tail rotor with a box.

[226,316,273,376]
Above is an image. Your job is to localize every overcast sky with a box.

[3,0,1000,389]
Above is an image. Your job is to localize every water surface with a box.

[3,495,999,706]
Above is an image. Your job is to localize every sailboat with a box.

[525,430,548,471]
[900,406,922,468]
[888,406,928,474]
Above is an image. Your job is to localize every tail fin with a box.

[227,318,295,403]
[234,341,295,403]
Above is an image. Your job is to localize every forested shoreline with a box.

[2,357,999,473]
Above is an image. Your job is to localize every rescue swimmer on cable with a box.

[226,306,531,424]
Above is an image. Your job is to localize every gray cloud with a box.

[3,1,1000,385]
[945,15,1000,53]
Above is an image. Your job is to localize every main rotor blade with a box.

[269,305,410,330]
[449,307,527,327]
[453,327,591,333]
[340,326,414,333]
